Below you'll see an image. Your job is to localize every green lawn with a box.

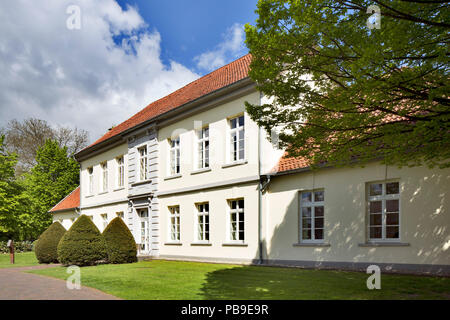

[29,259,450,300]
[0,252,39,268]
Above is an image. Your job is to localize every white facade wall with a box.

[157,91,282,262]
[52,211,79,230]
[75,143,130,233]
[80,143,129,207]
[264,163,450,270]
[158,183,260,263]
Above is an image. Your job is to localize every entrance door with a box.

[138,209,149,254]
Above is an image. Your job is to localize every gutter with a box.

[257,124,263,264]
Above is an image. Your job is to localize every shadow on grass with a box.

[199,264,450,300]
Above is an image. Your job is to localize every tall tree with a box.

[24,140,80,238]
[3,118,88,175]
[0,135,27,239]
[245,0,449,168]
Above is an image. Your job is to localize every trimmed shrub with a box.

[34,222,66,263]
[57,215,107,266]
[103,217,137,264]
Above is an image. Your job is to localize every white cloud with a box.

[194,23,246,72]
[0,0,200,141]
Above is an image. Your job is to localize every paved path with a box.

[0,265,120,300]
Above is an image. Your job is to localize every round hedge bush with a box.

[103,217,137,264]
[34,222,66,263]
[57,215,107,266]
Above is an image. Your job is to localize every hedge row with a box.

[33,215,137,266]
[0,241,34,254]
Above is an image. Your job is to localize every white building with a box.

[50,55,450,275]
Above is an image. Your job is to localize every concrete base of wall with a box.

[263,259,450,277]
[147,254,450,276]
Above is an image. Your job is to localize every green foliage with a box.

[0,241,34,254]
[245,0,449,168]
[103,217,137,264]
[34,222,66,263]
[23,139,80,238]
[57,215,107,266]
[0,135,28,239]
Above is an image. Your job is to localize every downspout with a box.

[258,124,263,265]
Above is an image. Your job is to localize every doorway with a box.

[138,208,149,254]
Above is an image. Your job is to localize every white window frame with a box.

[168,206,180,242]
[195,203,210,242]
[101,213,108,231]
[229,115,245,163]
[138,146,148,181]
[88,167,94,195]
[367,181,401,242]
[299,190,325,243]
[169,137,180,175]
[196,127,209,169]
[116,156,124,188]
[100,162,108,193]
[228,199,245,243]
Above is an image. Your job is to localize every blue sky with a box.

[115,0,259,72]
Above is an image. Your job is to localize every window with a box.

[117,156,124,187]
[138,146,148,181]
[229,199,244,242]
[169,206,180,241]
[230,115,245,162]
[116,212,124,219]
[88,167,94,195]
[100,162,108,192]
[169,137,180,175]
[196,203,210,241]
[101,214,108,231]
[300,190,325,242]
[368,181,400,241]
[196,127,209,169]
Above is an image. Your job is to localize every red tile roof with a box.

[272,152,310,174]
[49,186,80,213]
[79,53,309,175]
[83,54,253,152]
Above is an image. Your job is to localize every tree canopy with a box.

[23,140,80,238]
[245,0,449,169]
[0,135,26,239]
[2,118,88,175]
